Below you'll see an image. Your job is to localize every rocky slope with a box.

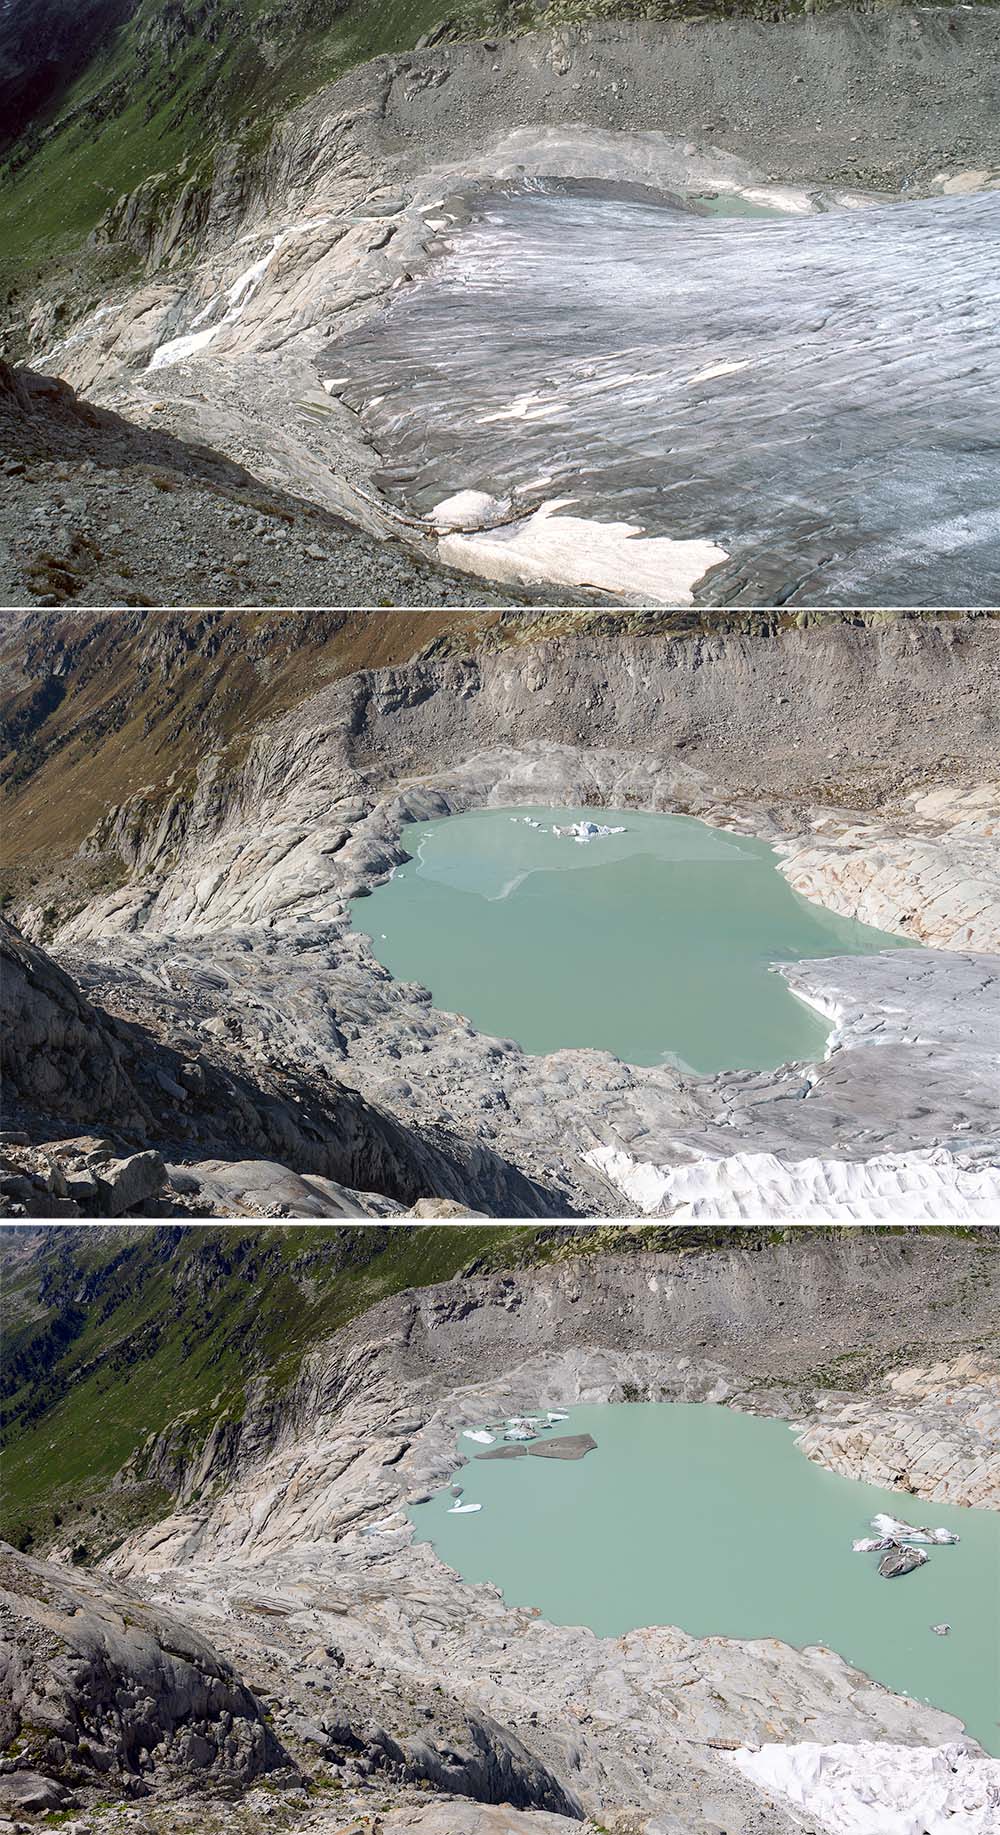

[0,363,531,606]
[0,1542,292,1817]
[3,1231,998,1835]
[0,916,566,1218]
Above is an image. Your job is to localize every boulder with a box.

[401,1711,583,1819]
[95,1149,167,1216]
[0,1772,77,1813]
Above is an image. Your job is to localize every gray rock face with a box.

[95,1150,167,1215]
[401,1712,583,1819]
[0,1543,291,1793]
[0,917,562,1218]
[0,917,151,1130]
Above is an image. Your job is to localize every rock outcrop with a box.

[797,1356,1000,1510]
[0,1542,292,1797]
[0,917,565,1217]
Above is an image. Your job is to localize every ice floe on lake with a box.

[871,1513,961,1547]
[507,815,626,844]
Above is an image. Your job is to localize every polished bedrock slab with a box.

[327,184,1000,605]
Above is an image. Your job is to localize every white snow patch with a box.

[147,216,332,370]
[688,359,752,384]
[479,390,558,425]
[435,497,726,603]
[583,1144,1000,1222]
[731,1741,1000,1835]
[432,489,512,531]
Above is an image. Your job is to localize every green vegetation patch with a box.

[0,0,454,300]
[0,1223,544,1553]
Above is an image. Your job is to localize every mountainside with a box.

[2,1227,998,1835]
[0,0,453,298]
[5,10,999,606]
[2,607,998,1227]
[7,0,975,302]
[2,604,870,907]
[0,1221,756,1556]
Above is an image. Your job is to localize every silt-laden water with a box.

[410,1402,1000,1755]
[352,807,907,1072]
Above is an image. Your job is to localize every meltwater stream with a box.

[327,183,1000,605]
[351,808,907,1072]
[409,1403,1000,1756]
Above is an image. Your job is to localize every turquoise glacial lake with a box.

[353,808,907,1071]
[409,1403,1000,1755]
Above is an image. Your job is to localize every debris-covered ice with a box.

[878,1544,928,1579]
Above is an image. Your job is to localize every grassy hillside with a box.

[0,1223,548,1555]
[0,609,491,891]
[0,0,453,300]
[1,1222,767,1556]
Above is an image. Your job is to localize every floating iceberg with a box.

[551,820,626,843]
[852,1536,896,1554]
[871,1513,960,1546]
[462,1429,495,1445]
[447,1501,482,1514]
[879,1544,929,1579]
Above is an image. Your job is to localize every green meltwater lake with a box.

[352,808,907,1071]
[409,1403,1000,1754]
